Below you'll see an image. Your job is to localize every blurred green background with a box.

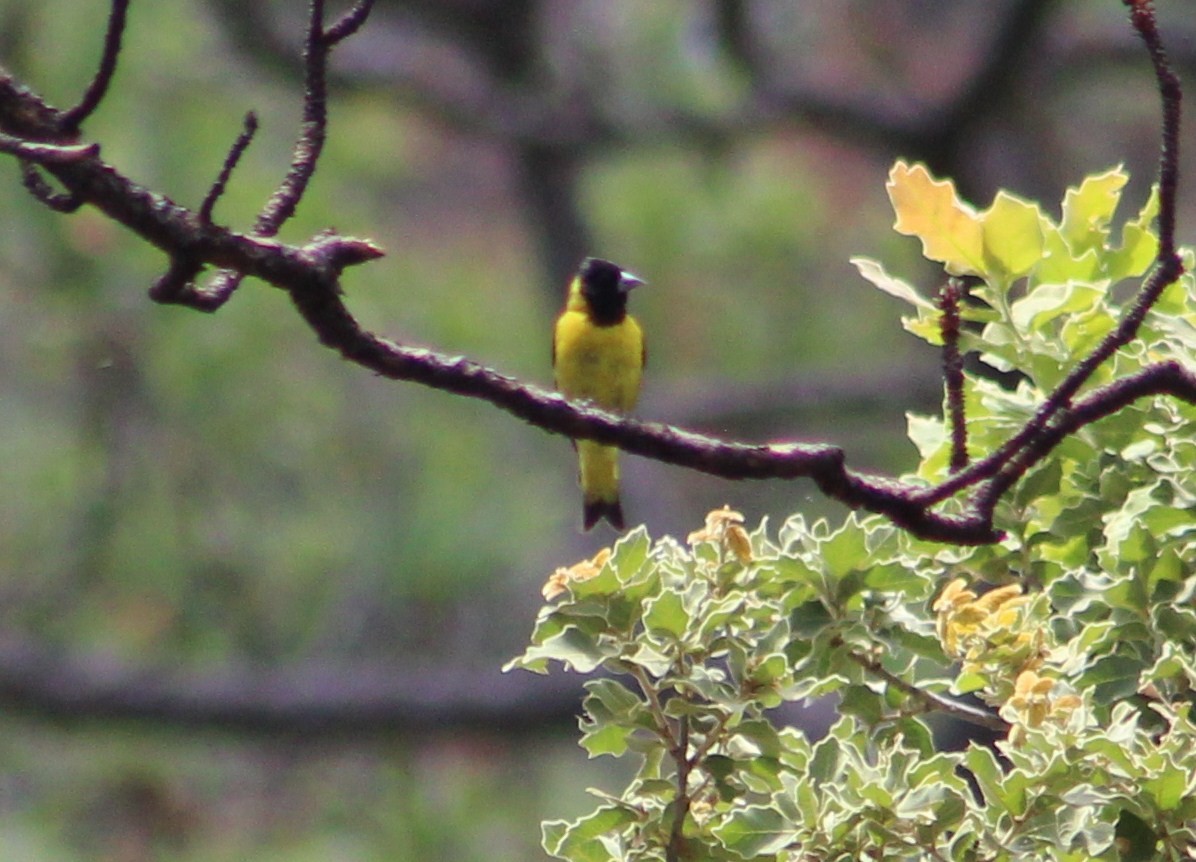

[0,0,1191,858]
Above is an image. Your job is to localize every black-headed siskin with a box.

[552,258,645,530]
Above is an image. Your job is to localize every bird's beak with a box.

[619,271,646,293]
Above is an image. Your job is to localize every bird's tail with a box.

[583,497,625,531]
[578,441,625,531]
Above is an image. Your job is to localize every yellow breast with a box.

[553,310,644,413]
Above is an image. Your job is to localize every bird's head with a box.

[575,258,644,324]
[579,257,645,298]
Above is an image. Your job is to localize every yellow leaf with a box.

[887,161,984,276]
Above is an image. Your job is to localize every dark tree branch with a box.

[981,360,1196,510]
[1126,0,1182,260]
[917,0,1187,515]
[0,639,583,737]
[667,715,692,862]
[3,134,95,211]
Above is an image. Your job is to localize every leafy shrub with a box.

[508,163,1196,862]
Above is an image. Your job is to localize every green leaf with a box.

[895,718,938,759]
[610,527,651,583]
[521,625,612,673]
[787,600,834,639]
[542,807,637,862]
[964,744,1025,816]
[1037,222,1101,283]
[1080,654,1144,703]
[1060,166,1128,252]
[622,640,673,677]
[580,721,633,758]
[1010,281,1105,334]
[734,719,784,759]
[643,589,688,639]
[839,685,885,725]
[1106,183,1160,282]
[568,564,623,600]
[981,190,1045,279]
[808,735,842,784]
[749,652,790,686]
[952,670,988,696]
[1108,223,1159,282]
[820,520,870,580]
[907,413,949,478]
[711,805,793,858]
[584,677,642,716]
[1143,762,1193,811]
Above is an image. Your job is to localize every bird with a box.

[552,257,646,531]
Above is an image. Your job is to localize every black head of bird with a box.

[577,257,645,326]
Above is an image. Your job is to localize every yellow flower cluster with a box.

[933,579,1042,673]
[1004,670,1082,746]
[934,578,1084,744]
[541,507,753,602]
[542,547,611,601]
[686,505,753,564]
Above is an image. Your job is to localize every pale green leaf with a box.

[851,256,936,309]
[711,805,793,858]
[981,190,1045,279]
[1060,165,1128,251]
[580,721,633,758]
[521,625,611,673]
[542,807,636,862]
[1010,281,1105,333]
[643,589,688,639]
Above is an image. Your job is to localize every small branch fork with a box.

[0,0,1191,547]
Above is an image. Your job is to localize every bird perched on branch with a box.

[553,257,646,530]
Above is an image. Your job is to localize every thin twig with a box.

[60,0,129,131]
[199,111,258,224]
[667,716,691,862]
[193,0,373,308]
[627,663,679,751]
[845,649,1008,733]
[322,0,376,46]
[254,0,331,237]
[938,279,968,473]
[20,162,83,212]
